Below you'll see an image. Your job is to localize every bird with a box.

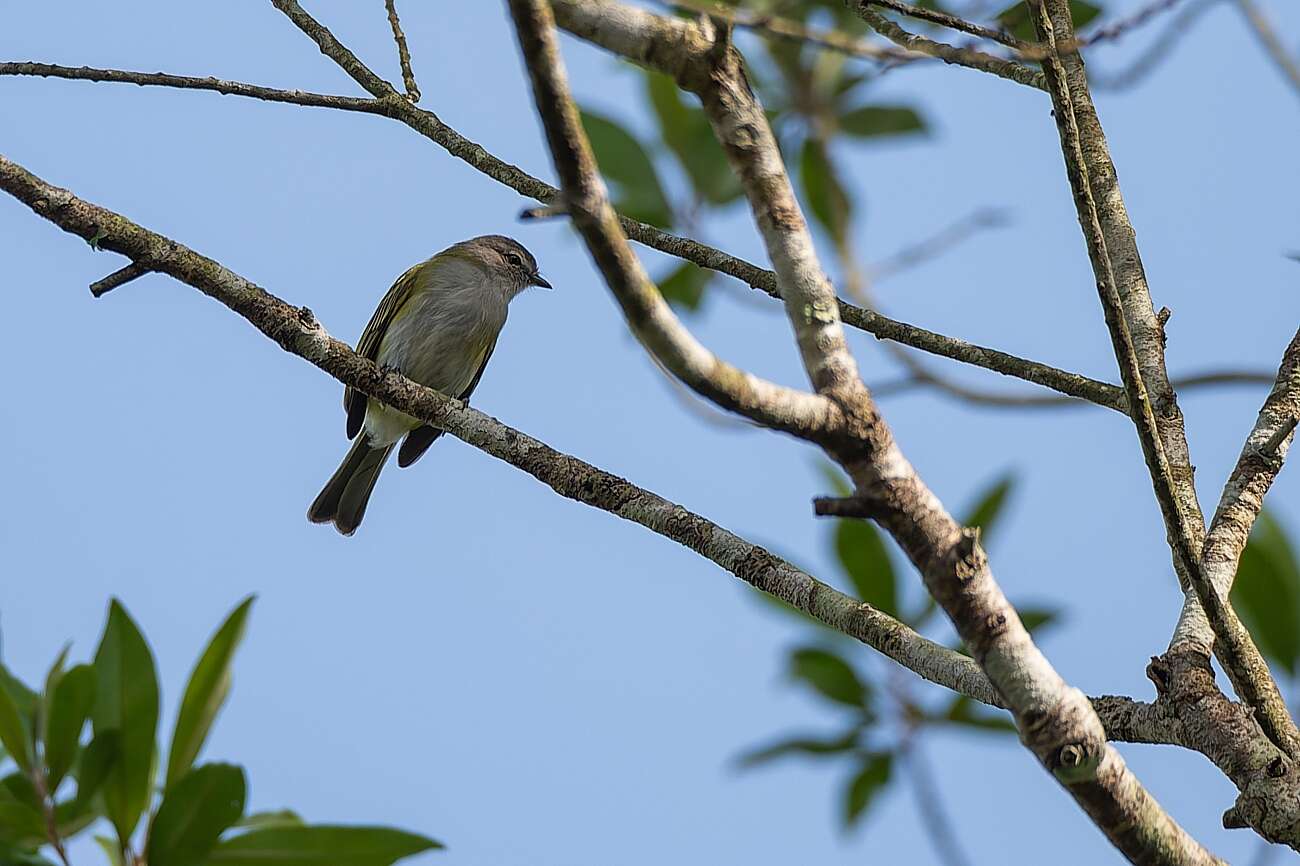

[308,235,550,535]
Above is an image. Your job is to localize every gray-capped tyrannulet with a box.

[308,234,550,535]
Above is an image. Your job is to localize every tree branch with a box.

[0,149,1000,710]
[520,3,1220,861]
[1171,331,1300,659]
[384,0,421,102]
[844,2,1048,90]
[1033,0,1300,761]
[0,59,1133,412]
[1233,0,1300,99]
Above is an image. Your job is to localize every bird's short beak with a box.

[529,272,553,289]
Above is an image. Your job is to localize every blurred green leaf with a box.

[148,764,247,866]
[644,71,743,205]
[800,138,852,246]
[578,109,673,228]
[234,811,305,832]
[0,669,37,726]
[818,462,853,498]
[656,261,711,312]
[53,795,101,839]
[201,826,442,866]
[0,775,40,813]
[0,843,59,866]
[39,643,72,743]
[1232,510,1300,676]
[44,664,96,793]
[167,597,254,789]
[92,600,159,843]
[838,105,927,138]
[789,647,870,708]
[935,695,1017,734]
[74,730,120,814]
[842,753,892,827]
[1018,606,1061,635]
[997,0,1102,41]
[835,518,898,615]
[0,683,32,775]
[961,473,1016,547]
[94,836,125,866]
[736,731,859,769]
[0,804,44,843]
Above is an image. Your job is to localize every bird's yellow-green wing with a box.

[344,263,426,440]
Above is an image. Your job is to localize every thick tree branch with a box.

[1034,0,1300,762]
[519,3,1219,862]
[1171,331,1300,655]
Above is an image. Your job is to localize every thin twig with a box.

[1234,0,1300,99]
[90,262,149,297]
[650,0,917,62]
[0,60,1124,411]
[383,0,421,102]
[846,2,1047,89]
[1090,0,1223,90]
[867,0,1025,48]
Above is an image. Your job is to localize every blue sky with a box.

[2,1,1298,864]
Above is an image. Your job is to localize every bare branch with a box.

[865,0,1026,48]
[0,59,1125,411]
[1033,0,1300,761]
[650,0,917,62]
[0,150,995,710]
[1089,0,1222,90]
[89,262,149,297]
[384,0,421,102]
[1171,331,1300,659]
[845,2,1048,89]
[527,3,1220,861]
[1234,0,1300,98]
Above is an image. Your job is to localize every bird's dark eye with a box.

[506,252,524,268]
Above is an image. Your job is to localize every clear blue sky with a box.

[2,2,1298,864]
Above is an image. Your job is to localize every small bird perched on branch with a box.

[309,235,550,535]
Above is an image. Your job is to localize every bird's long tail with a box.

[307,435,394,536]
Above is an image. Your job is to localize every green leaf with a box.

[800,137,852,246]
[842,753,893,827]
[94,835,125,866]
[656,261,711,312]
[788,647,870,708]
[0,683,32,774]
[233,810,304,832]
[166,597,255,788]
[838,105,927,139]
[201,826,442,866]
[578,109,673,228]
[147,764,246,866]
[960,473,1015,547]
[644,71,742,205]
[39,643,72,745]
[997,0,1102,41]
[817,461,853,499]
[0,843,59,866]
[0,804,45,844]
[0,774,40,813]
[53,795,102,839]
[1233,511,1300,676]
[935,695,1017,734]
[1017,606,1062,635]
[834,519,898,615]
[44,664,97,793]
[74,730,120,812]
[735,731,859,769]
[0,668,37,725]
[92,600,159,843]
